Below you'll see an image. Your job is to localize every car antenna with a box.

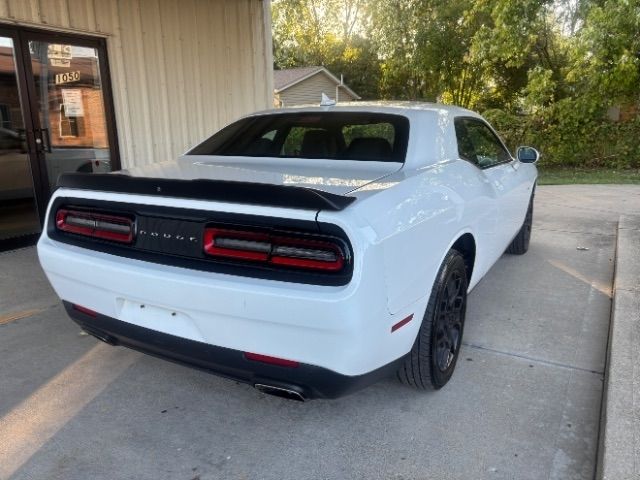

[320,93,336,107]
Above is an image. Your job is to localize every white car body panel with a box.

[37,102,537,396]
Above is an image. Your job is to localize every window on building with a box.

[0,104,11,129]
[59,104,80,137]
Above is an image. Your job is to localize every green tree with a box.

[272,0,381,99]
[369,0,489,106]
[272,0,640,168]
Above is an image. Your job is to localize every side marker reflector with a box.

[72,304,98,318]
[244,352,299,368]
[391,314,414,332]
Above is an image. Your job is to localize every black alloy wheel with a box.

[397,249,468,389]
[433,266,466,372]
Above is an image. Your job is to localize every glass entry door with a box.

[0,36,40,241]
[0,27,119,247]
[27,39,113,190]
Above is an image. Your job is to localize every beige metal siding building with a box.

[0,0,273,245]
[274,66,360,107]
[0,0,273,166]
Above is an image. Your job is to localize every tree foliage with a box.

[272,0,381,98]
[272,0,640,168]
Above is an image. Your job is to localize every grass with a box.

[537,168,640,185]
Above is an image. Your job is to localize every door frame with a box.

[0,23,121,228]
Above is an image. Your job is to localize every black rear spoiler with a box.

[56,173,356,212]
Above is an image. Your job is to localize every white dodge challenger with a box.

[37,102,538,401]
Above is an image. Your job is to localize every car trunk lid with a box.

[121,155,402,197]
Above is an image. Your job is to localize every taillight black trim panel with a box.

[56,208,136,244]
[56,173,356,211]
[47,197,354,286]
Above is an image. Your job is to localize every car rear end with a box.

[37,107,423,400]
[38,182,414,399]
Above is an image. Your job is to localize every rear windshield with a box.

[188,112,410,162]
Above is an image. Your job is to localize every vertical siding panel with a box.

[102,0,135,166]
[202,0,228,137]
[237,1,251,116]
[194,0,213,140]
[239,0,254,115]
[29,0,40,22]
[93,0,114,33]
[7,0,39,21]
[177,0,203,147]
[140,0,172,161]
[198,0,210,141]
[222,1,233,123]
[209,0,226,133]
[249,0,265,110]
[89,0,99,32]
[0,1,8,18]
[137,0,164,163]
[233,1,246,117]
[118,0,154,165]
[247,1,258,110]
[195,0,211,137]
[37,0,54,25]
[67,0,96,31]
[260,0,273,108]
[37,0,71,28]
[158,0,189,155]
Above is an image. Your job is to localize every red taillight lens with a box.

[56,208,134,244]
[203,227,346,272]
[244,352,299,368]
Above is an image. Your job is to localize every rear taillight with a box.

[56,208,134,244]
[203,227,346,272]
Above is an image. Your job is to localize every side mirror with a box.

[517,146,540,164]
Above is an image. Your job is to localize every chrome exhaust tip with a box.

[84,329,118,346]
[254,383,305,402]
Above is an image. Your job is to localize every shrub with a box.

[483,105,640,169]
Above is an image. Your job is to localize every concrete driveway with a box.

[1,185,639,480]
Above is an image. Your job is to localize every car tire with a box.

[397,249,468,390]
[506,191,535,255]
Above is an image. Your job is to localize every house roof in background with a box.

[274,66,322,90]
[273,66,361,99]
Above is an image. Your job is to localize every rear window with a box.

[188,112,410,162]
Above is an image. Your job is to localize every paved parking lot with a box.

[1,185,639,480]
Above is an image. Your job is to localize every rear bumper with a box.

[64,301,401,399]
[38,228,424,377]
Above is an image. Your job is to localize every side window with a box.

[454,119,476,164]
[455,118,511,168]
[261,129,277,141]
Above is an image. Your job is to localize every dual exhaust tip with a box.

[254,383,306,402]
